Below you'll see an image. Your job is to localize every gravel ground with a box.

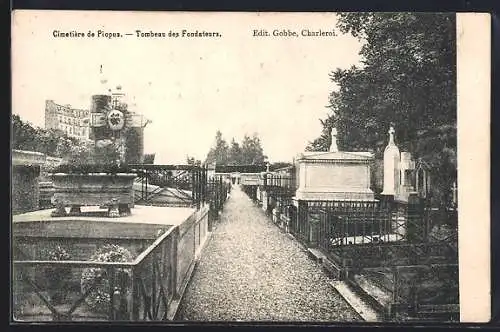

[176,186,362,322]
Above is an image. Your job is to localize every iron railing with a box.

[128,164,208,209]
[206,176,230,229]
[12,207,210,322]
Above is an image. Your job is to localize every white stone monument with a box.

[381,126,401,196]
[329,127,339,153]
[294,127,375,201]
[399,151,416,201]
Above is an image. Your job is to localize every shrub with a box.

[46,245,71,261]
[44,245,72,303]
[80,244,133,313]
[51,163,132,174]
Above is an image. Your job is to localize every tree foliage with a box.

[186,155,202,166]
[12,114,119,166]
[124,129,141,164]
[240,133,267,165]
[228,138,243,166]
[307,13,457,204]
[143,153,155,164]
[12,114,80,158]
[205,130,229,165]
[205,131,267,166]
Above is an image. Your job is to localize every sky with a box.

[12,11,363,164]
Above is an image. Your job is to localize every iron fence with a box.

[12,208,211,322]
[128,164,208,209]
[308,194,458,320]
[241,185,258,201]
[207,176,230,229]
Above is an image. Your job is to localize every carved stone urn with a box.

[51,172,136,217]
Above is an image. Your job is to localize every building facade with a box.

[45,100,91,140]
[46,83,148,162]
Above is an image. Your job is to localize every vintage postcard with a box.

[10,10,490,323]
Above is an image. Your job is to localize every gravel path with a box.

[176,186,362,322]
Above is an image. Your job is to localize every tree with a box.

[124,129,141,164]
[204,131,268,166]
[308,13,457,206]
[205,130,229,165]
[186,155,201,166]
[228,138,243,165]
[12,114,40,152]
[12,114,81,158]
[305,117,336,152]
[240,133,267,165]
[143,153,155,164]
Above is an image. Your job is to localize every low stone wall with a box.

[12,204,211,321]
[176,205,209,297]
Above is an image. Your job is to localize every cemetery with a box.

[12,112,458,322]
[11,93,458,322]
[240,126,459,322]
[11,11,463,323]
[12,75,230,321]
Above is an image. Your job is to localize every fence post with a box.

[130,269,140,321]
[388,267,399,320]
[108,267,116,320]
[172,227,179,299]
[407,193,424,265]
[203,167,207,205]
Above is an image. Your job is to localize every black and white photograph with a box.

[10,11,490,323]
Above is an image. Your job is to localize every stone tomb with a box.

[12,204,211,321]
[293,128,376,247]
[294,151,375,201]
[294,128,375,201]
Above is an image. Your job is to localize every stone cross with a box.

[388,126,396,144]
[329,127,338,152]
[382,124,400,196]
